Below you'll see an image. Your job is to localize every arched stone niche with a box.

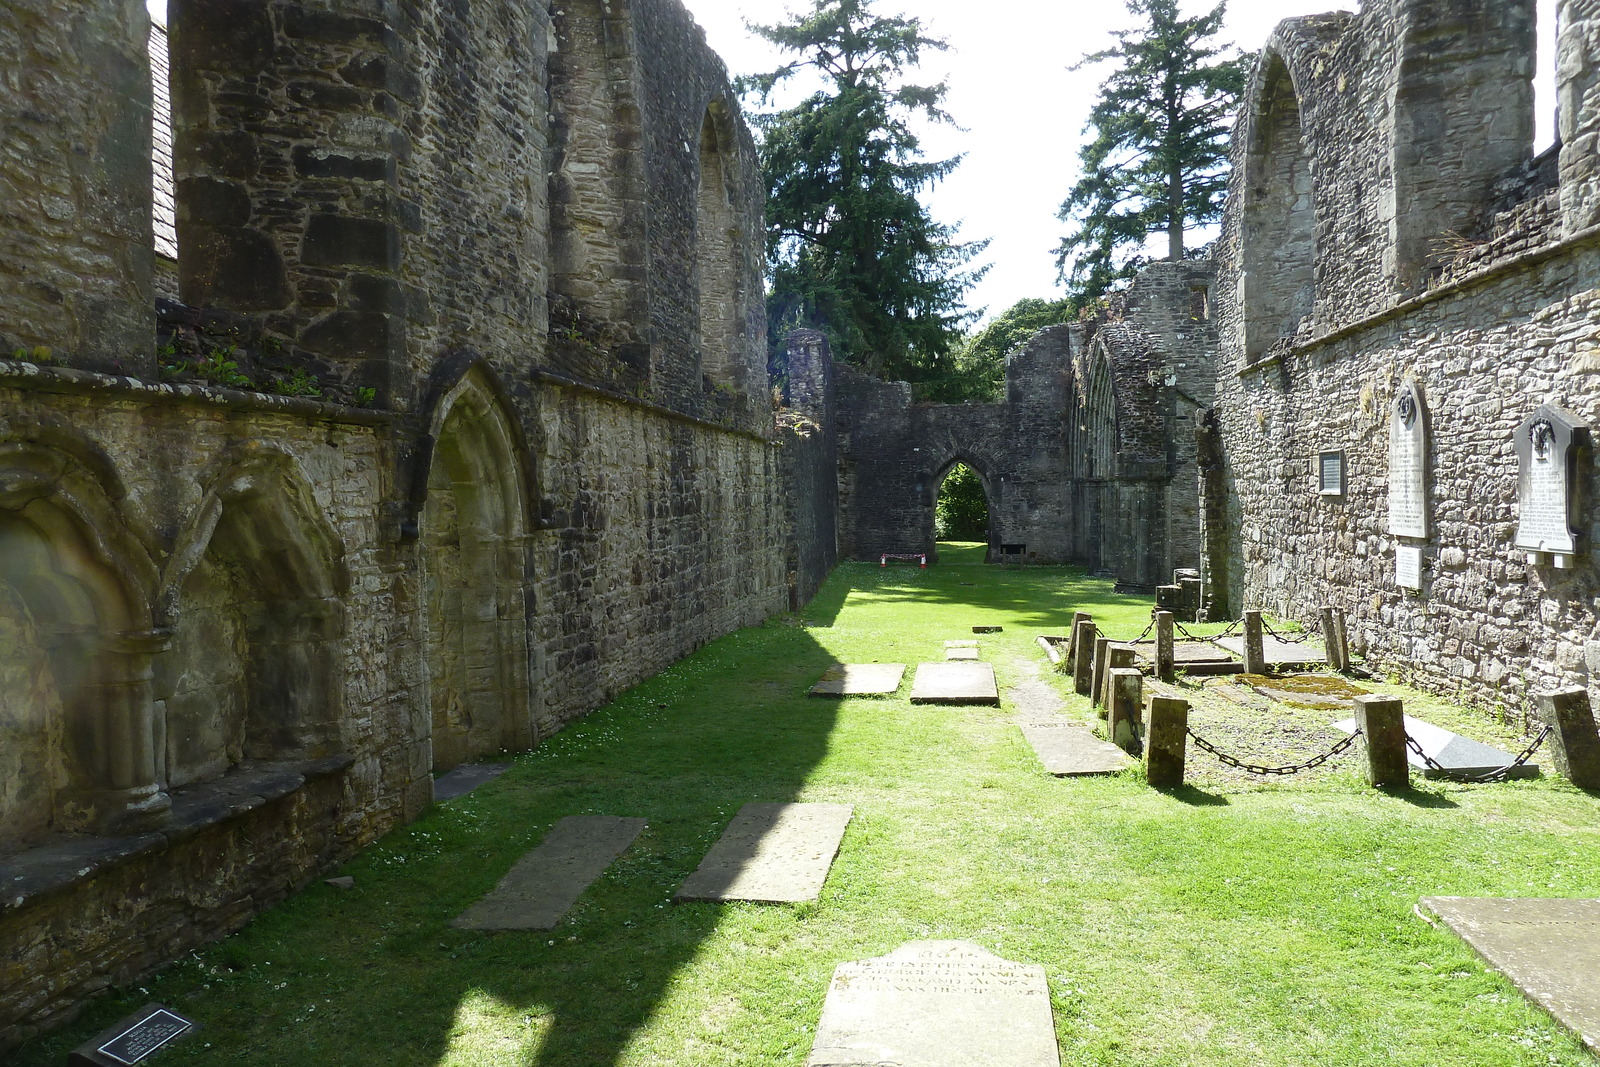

[421,369,534,773]
[1240,52,1316,363]
[696,101,744,394]
[155,448,349,790]
[0,440,164,848]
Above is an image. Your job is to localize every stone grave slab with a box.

[910,662,1000,706]
[972,625,1003,633]
[453,815,646,931]
[946,646,981,661]
[1247,673,1372,710]
[945,640,978,648]
[1331,714,1540,779]
[676,802,853,903]
[806,940,1060,1067]
[1421,897,1600,1051]
[809,663,907,696]
[1213,633,1323,667]
[1017,720,1134,777]
[434,761,513,801]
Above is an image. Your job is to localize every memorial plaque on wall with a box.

[1514,404,1589,565]
[1395,544,1422,590]
[1388,378,1428,537]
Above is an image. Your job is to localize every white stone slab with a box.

[946,647,980,661]
[910,662,999,705]
[1018,721,1133,777]
[1332,714,1540,778]
[675,802,853,903]
[1389,378,1429,537]
[452,815,645,931]
[810,663,907,696]
[1396,544,1422,590]
[806,940,1060,1067]
[1422,897,1600,1051]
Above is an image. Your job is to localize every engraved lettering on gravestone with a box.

[1388,379,1428,537]
[1514,405,1588,557]
[98,1009,193,1064]
[1395,544,1422,590]
[1319,451,1344,495]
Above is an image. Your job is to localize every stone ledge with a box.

[0,360,392,424]
[1237,219,1600,379]
[0,755,354,913]
[531,367,774,443]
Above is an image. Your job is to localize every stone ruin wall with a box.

[0,0,824,1049]
[1209,0,1600,714]
[834,261,1216,589]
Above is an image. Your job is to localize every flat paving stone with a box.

[676,802,853,903]
[809,663,907,696]
[434,762,512,801]
[1332,713,1540,778]
[946,647,981,661]
[452,815,646,931]
[1018,720,1134,777]
[806,940,1060,1067]
[910,662,1000,705]
[1421,897,1600,1051]
[1213,633,1324,666]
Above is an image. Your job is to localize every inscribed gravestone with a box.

[1395,544,1422,590]
[70,1004,195,1066]
[910,662,1000,705]
[1388,378,1428,538]
[806,940,1060,1067]
[809,663,907,696]
[1018,721,1133,776]
[676,802,852,903]
[1515,405,1589,563]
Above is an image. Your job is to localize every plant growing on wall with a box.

[1055,0,1250,299]
[740,0,987,387]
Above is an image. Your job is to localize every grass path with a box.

[16,552,1600,1066]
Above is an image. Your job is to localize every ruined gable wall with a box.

[1210,0,1600,712]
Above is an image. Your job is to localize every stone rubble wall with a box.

[1209,0,1600,714]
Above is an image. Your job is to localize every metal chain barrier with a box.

[1404,726,1551,784]
[1259,617,1300,642]
[1186,726,1363,776]
[1133,617,1156,643]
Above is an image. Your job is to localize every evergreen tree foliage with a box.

[741,0,987,385]
[1055,0,1249,298]
[935,463,988,541]
[921,296,1080,403]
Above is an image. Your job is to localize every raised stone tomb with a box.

[806,940,1060,1067]
[676,802,853,904]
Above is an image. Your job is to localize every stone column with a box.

[1332,610,1351,672]
[1108,668,1143,753]
[1535,687,1600,789]
[1072,620,1097,696]
[1320,606,1339,668]
[1090,636,1112,709]
[1242,610,1265,675]
[1560,0,1600,235]
[78,629,173,833]
[1354,694,1409,788]
[1155,611,1176,684]
[1145,696,1189,789]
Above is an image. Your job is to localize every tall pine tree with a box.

[1055,0,1249,298]
[741,0,986,384]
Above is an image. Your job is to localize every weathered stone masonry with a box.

[0,0,832,1049]
[1207,0,1600,712]
[834,261,1216,590]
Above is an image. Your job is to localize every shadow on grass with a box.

[1163,784,1231,807]
[1385,786,1461,809]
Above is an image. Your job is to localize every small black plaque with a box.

[70,1004,196,1067]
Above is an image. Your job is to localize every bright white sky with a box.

[147,0,1558,324]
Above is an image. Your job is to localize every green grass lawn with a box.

[17,560,1600,1066]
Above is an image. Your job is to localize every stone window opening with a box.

[696,103,744,397]
[1073,355,1119,481]
[421,372,533,774]
[147,3,179,298]
[1241,54,1315,363]
[1188,285,1210,321]
[155,456,348,792]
